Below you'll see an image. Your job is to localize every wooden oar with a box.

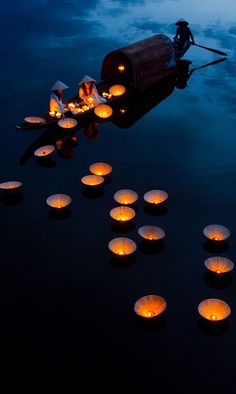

[191,42,227,56]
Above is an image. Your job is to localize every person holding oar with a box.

[173,18,195,50]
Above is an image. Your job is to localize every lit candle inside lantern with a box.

[118,64,125,72]
[110,206,136,222]
[134,295,167,319]
[204,256,234,274]
[198,298,231,322]
[46,194,71,209]
[108,237,137,256]
[203,224,230,241]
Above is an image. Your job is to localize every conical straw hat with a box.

[79,75,96,85]
[50,80,69,90]
[176,18,189,26]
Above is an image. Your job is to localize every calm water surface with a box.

[1,1,236,392]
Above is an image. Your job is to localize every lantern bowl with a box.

[81,175,104,186]
[144,190,168,205]
[108,237,137,256]
[204,256,234,274]
[24,116,46,124]
[198,298,231,322]
[134,295,167,319]
[89,162,112,176]
[46,194,71,209]
[109,84,126,97]
[58,118,78,129]
[110,206,135,222]
[138,225,165,241]
[203,224,230,241]
[94,104,113,119]
[0,181,22,191]
[34,145,55,157]
[114,189,138,205]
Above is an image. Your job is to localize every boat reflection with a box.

[19,57,226,165]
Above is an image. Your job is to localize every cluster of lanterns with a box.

[49,111,62,118]
[1,161,233,326]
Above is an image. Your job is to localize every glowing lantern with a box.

[46,194,71,209]
[110,206,135,222]
[203,224,230,241]
[198,299,231,321]
[119,108,127,114]
[134,295,167,319]
[138,226,165,241]
[204,256,234,274]
[108,237,137,256]
[81,175,104,186]
[144,190,168,205]
[58,118,78,129]
[118,64,125,72]
[113,189,138,205]
[24,116,46,124]
[0,181,22,191]
[109,84,126,97]
[89,162,112,176]
[34,145,55,157]
[94,104,113,118]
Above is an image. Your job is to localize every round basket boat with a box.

[46,194,71,209]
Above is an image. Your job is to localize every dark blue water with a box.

[1,1,236,392]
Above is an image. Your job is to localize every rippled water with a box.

[0,1,236,392]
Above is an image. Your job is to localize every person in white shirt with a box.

[78,75,106,106]
[49,80,69,118]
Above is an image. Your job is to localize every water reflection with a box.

[48,207,73,220]
[138,239,165,255]
[204,271,232,289]
[0,190,24,206]
[82,186,105,199]
[203,240,229,254]
[198,317,229,336]
[144,204,168,216]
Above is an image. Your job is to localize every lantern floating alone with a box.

[110,206,135,222]
[144,189,168,205]
[198,298,231,322]
[114,189,138,205]
[109,84,126,97]
[94,104,113,118]
[46,194,71,209]
[81,175,104,186]
[34,145,55,157]
[108,237,137,256]
[134,295,167,319]
[0,181,22,191]
[138,225,165,241]
[24,116,46,124]
[204,256,234,274]
[89,162,112,176]
[58,118,78,129]
[203,224,230,241]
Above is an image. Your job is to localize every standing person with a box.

[49,80,69,118]
[173,19,195,51]
[78,75,106,106]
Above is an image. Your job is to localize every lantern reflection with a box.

[46,194,71,209]
[144,190,168,205]
[203,224,230,241]
[114,189,138,205]
[108,237,137,256]
[198,299,231,321]
[204,256,234,274]
[134,295,167,318]
[110,206,135,222]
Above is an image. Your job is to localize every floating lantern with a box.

[113,189,138,205]
[89,162,112,176]
[34,145,55,157]
[81,175,104,186]
[0,181,22,191]
[198,299,231,321]
[109,84,126,97]
[58,118,78,129]
[108,237,137,256]
[118,64,125,72]
[46,194,71,209]
[138,226,165,241]
[24,116,46,124]
[134,295,167,319]
[204,256,234,274]
[94,104,113,118]
[144,190,168,205]
[110,206,135,222]
[203,224,230,241]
